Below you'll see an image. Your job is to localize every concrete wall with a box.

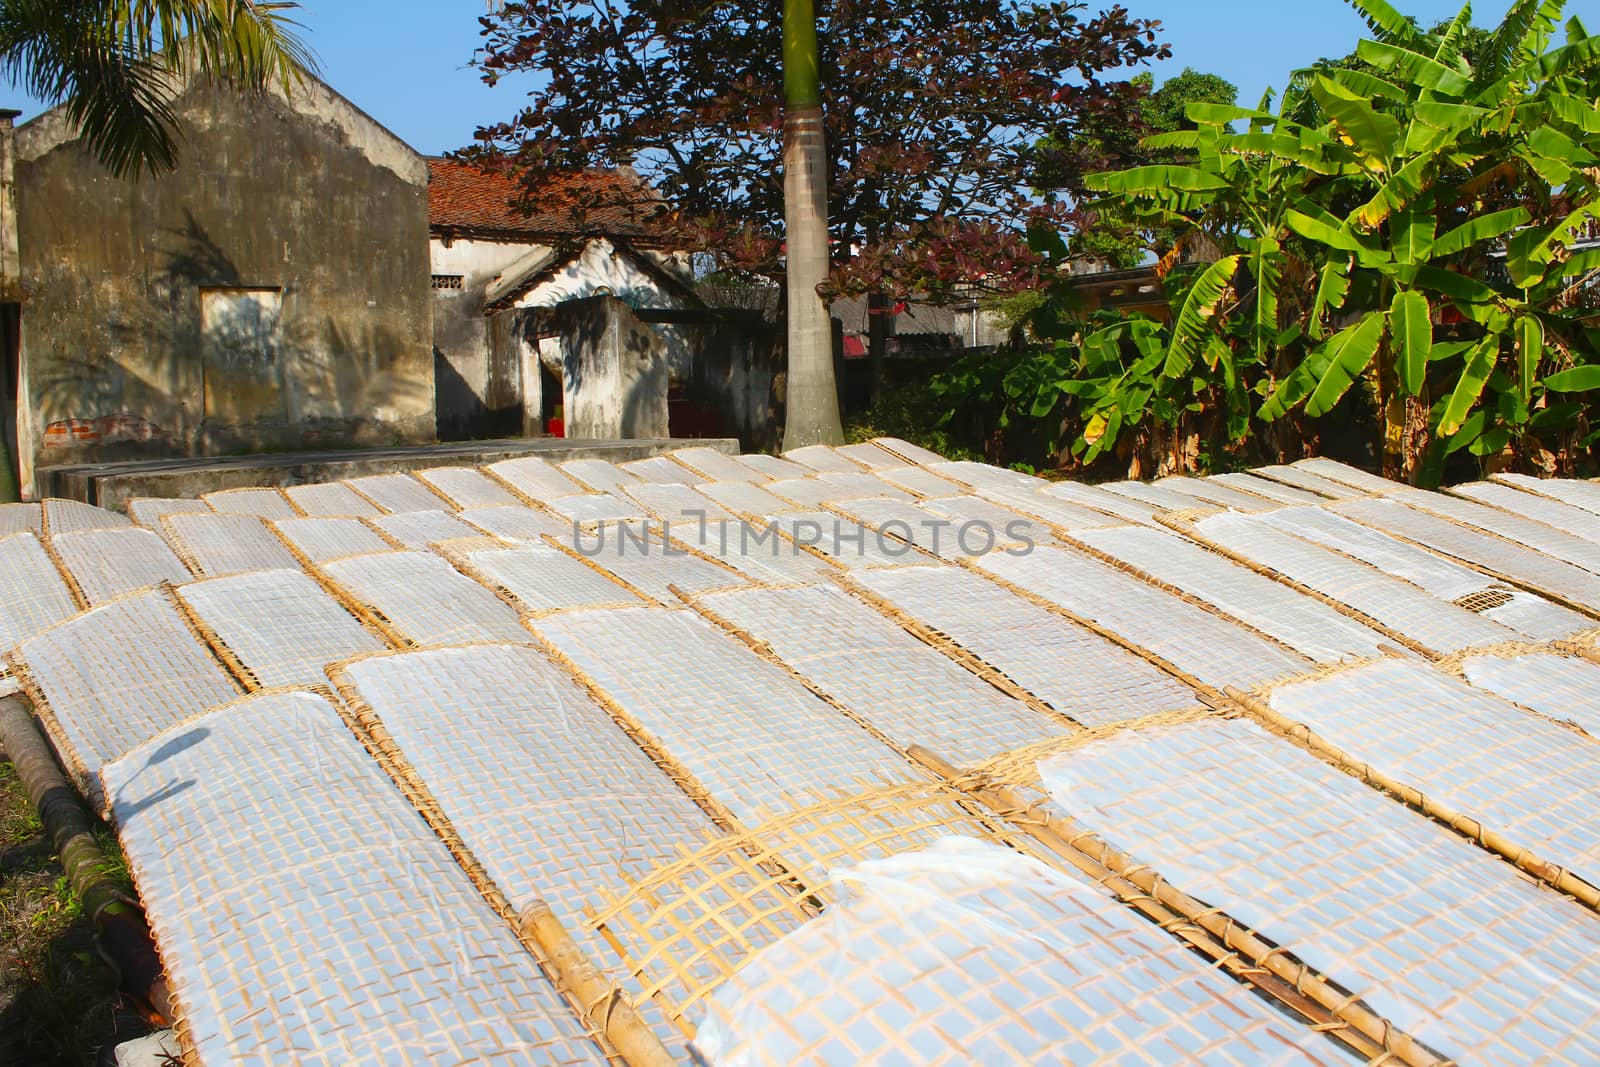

[550,296,670,440]
[13,77,435,496]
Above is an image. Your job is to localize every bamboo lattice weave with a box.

[977,546,1311,689]
[162,513,302,578]
[101,691,606,1067]
[977,486,1125,530]
[0,533,78,649]
[1390,487,1600,573]
[671,448,767,484]
[1192,511,1516,654]
[829,498,978,559]
[1490,473,1600,516]
[671,521,836,584]
[50,527,192,605]
[487,457,585,501]
[927,461,1047,494]
[1097,480,1202,513]
[1458,651,1600,738]
[728,453,810,481]
[12,588,239,811]
[283,481,381,517]
[368,509,479,550]
[319,551,529,645]
[696,482,794,519]
[811,473,913,504]
[1268,658,1600,884]
[619,455,700,484]
[126,497,212,528]
[415,466,520,508]
[1291,458,1402,494]
[915,496,1052,550]
[345,473,449,514]
[623,483,735,525]
[271,517,393,563]
[833,442,912,470]
[559,459,641,494]
[1253,464,1370,499]
[333,644,732,1049]
[1036,716,1600,1064]
[693,838,1352,1067]
[770,512,930,568]
[1154,475,1282,513]
[175,570,386,689]
[698,583,1067,759]
[574,532,745,601]
[1333,497,1600,610]
[1258,505,1590,640]
[455,543,641,613]
[200,487,296,519]
[0,502,42,535]
[783,445,865,474]
[457,505,572,542]
[1208,472,1328,505]
[544,494,649,525]
[529,607,911,824]
[849,564,1200,724]
[1038,480,1160,524]
[43,499,130,534]
[869,436,946,465]
[873,465,963,498]
[1450,482,1600,543]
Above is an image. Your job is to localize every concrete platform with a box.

[36,437,736,512]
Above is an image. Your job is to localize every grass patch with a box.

[0,759,122,1065]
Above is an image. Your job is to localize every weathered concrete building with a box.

[428,160,781,448]
[1,75,436,498]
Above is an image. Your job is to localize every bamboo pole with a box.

[1225,686,1600,912]
[517,901,678,1067]
[0,693,172,1024]
[908,744,1447,1067]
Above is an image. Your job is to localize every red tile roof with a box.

[427,157,674,244]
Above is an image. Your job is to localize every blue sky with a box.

[3,0,1476,155]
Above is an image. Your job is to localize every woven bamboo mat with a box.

[51,527,193,605]
[544,494,650,525]
[618,455,700,485]
[976,545,1312,690]
[573,530,746,602]
[529,606,911,825]
[1096,479,1202,512]
[781,445,865,474]
[345,472,451,514]
[1391,486,1600,573]
[1190,511,1516,655]
[199,487,297,519]
[670,448,767,484]
[1333,496,1600,610]
[847,564,1201,725]
[621,483,735,525]
[976,484,1126,530]
[1267,657,1600,886]
[126,497,211,528]
[670,521,837,585]
[868,436,946,466]
[915,495,1052,551]
[1451,481,1600,543]
[415,466,520,508]
[0,502,42,536]
[486,456,585,501]
[1490,472,1600,516]
[695,583,1068,760]
[175,569,386,689]
[367,509,479,550]
[726,453,809,482]
[558,459,642,494]
[1458,650,1600,738]
[769,511,932,568]
[282,480,381,517]
[272,517,394,564]
[695,482,794,520]
[319,551,529,646]
[9,587,239,812]
[1292,457,1405,494]
[1153,474,1283,512]
[160,512,302,578]
[1030,715,1600,1064]
[827,498,975,559]
[449,542,641,614]
[42,498,129,535]
[833,442,911,470]
[692,836,1353,1066]
[332,644,729,1050]
[1257,505,1592,640]
[1038,479,1161,524]
[926,460,1047,494]
[1252,464,1372,499]
[101,690,607,1067]
[0,533,79,650]
[1209,471,1329,505]
[457,504,572,542]
[872,465,963,498]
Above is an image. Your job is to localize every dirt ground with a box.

[0,759,121,1066]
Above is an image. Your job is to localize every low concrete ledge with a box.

[37,437,738,512]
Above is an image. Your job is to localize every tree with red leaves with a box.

[469,0,1169,302]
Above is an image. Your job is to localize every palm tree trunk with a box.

[780,0,843,449]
